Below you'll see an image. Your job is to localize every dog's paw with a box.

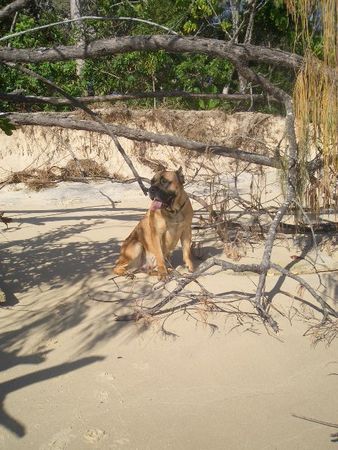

[112,266,127,276]
[157,266,169,280]
[185,261,194,272]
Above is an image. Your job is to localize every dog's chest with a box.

[163,214,185,248]
[154,209,185,229]
[167,211,185,225]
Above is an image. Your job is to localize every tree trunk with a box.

[70,0,85,78]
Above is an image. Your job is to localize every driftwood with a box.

[8,112,279,169]
[193,218,337,234]
[114,257,338,332]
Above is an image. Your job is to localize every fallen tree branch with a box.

[115,257,277,330]
[114,256,337,331]
[0,34,304,69]
[0,91,278,105]
[0,0,30,21]
[270,263,337,319]
[8,112,280,168]
[192,216,337,234]
[253,96,298,305]
[229,62,299,306]
[292,414,338,430]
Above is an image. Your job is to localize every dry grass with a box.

[287,0,337,212]
[8,168,58,191]
[8,158,110,191]
[304,318,338,346]
[61,158,109,179]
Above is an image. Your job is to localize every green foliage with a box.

[0,116,15,136]
[174,54,233,92]
[0,0,324,113]
[254,1,295,48]
[196,85,221,110]
[0,7,81,110]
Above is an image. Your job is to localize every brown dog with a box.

[113,167,194,279]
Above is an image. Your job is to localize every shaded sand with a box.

[0,181,337,450]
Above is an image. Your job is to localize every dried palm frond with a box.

[286,0,337,213]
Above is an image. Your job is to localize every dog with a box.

[113,167,194,279]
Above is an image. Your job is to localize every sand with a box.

[0,179,337,450]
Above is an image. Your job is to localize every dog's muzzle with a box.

[149,185,175,211]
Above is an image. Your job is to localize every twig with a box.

[271,263,337,320]
[292,414,338,429]
[0,15,178,43]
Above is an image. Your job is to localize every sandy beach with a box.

[0,179,337,450]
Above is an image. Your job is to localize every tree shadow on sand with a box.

[0,352,104,437]
[0,213,135,436]
[0,214,166,355]
[1,218,118,294]
[7,205,145,227]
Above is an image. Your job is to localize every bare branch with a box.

[0,0,30,21]
[0,15,178,43]
[116,257,279,331]
[270,263,337,319]
[8,111,280,169]
[225,59,301,307]
[292,415,338,430]
[244,0,258,44]
[0,35,303,70]
[0,91,279,105]
[115,256,337,333]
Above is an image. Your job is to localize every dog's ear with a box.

[176,166,185,185]
[155,163,166,172]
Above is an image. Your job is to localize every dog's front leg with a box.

[181,227,194,272]
[150,234,168,279]
[148,212,168,279]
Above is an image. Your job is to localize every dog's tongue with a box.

[150,200,163,211]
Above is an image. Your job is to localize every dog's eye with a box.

[160,177,168,185]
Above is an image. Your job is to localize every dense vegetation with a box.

[0,0,322,112]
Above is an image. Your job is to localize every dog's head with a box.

[148,167,185,211]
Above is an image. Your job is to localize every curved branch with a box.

[8,112,280,168]
[0,0,30,21]
[0,34,303,70]
[0,15,178,42]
